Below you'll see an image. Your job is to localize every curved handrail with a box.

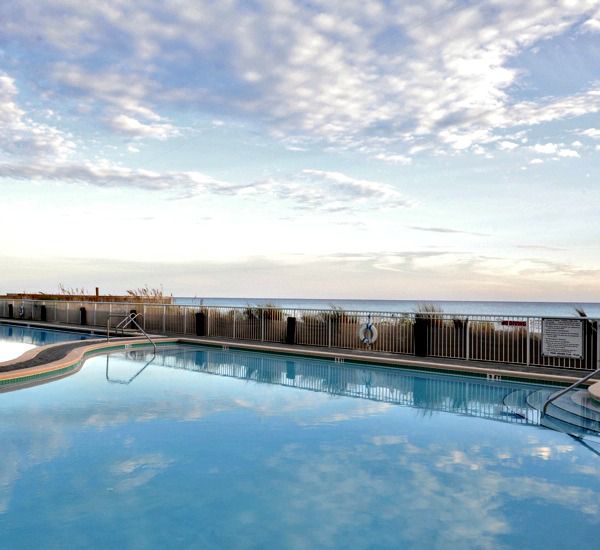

[107,313,156,354]
[105,353,156,384]
[542,368,600,415]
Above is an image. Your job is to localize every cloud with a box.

[582,11,600,32]
[0,161,231,194]
[373,153,412,165]
[111,453,174,492]
[0,69,411,212]
[51,62,179,139]
[0,160,410,213]
[498,141,519,151]
[508,88,600,128]
[2,248,600,301]
[407,226,489,237]
[0,73,75,161]
[556,148,580,158]
[108,114,178,139]
[530,143,580,158]
[1,1,599,155]
[516,245,567,252]
[580,128,600,139]
[531,143,558,154]
[246,169,413,212]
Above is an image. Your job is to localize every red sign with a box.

[501,320,527,327]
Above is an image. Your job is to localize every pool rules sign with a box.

[542,318,584,359]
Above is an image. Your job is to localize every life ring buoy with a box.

[358,322,378,345]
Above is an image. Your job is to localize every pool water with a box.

[1,346,598,549]
[0,323,96,362]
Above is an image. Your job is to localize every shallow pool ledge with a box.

[0,337,178,387]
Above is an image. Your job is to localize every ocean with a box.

[174,297,600,317]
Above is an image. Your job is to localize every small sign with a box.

[542,318,583,359]
[501,320,527,327]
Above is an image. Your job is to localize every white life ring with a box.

[358,322,378,345]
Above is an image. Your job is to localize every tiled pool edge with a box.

[2,334,600,392]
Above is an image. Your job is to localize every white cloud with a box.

[0,160,410,213]
[51,62,180,139]
[556,149,580,158]
[0,161,231,194]
[498,141,519,151]
[580,128,600,139]
[1,1,599,155]
[0,73,75,161]
[582,11,600,32]
[248,169,413,212]
[373,153,412,165]
[531,143,558,154]
[529,158,543,165]
[0,68,411,212]
[530,143,581,158]
[109,114,178,140]
[509,89,600,128]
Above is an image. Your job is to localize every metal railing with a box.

[1,298,598,372]
[105,353,156,384]
[106,312,157,354]
[542,368,600,415]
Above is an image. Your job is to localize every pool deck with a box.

[1,319,600,394]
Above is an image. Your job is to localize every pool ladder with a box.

[106,312,157,355]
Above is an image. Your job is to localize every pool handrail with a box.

[107,312,157,354]
[542,367,600,415]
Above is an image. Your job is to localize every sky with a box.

[0,0,599,301]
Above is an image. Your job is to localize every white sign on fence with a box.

[542,318,584,359]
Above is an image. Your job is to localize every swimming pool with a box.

[0,323,97,362]
[1,345,598,549]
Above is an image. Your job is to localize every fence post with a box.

[328,316,332,348]
[143,304,146,330]
[233,310,237,339]
[207,308,211,336]
[465,321,470,361]
[183,308,187,334]
[261,309,265,342]
[66,302,70,325]
[93,303,97,326]
[526,318,530,367]
[163,305,166,334]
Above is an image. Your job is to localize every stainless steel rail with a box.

[106,312,157,354]
[105,353,156,384]
[542,368,600,415]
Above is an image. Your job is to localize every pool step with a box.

[502,389,539,423]
[540,415,600,444]
[527,389,600,436]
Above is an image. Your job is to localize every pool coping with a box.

[2,332,600,395]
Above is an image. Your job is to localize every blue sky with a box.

[0,0,599,301]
